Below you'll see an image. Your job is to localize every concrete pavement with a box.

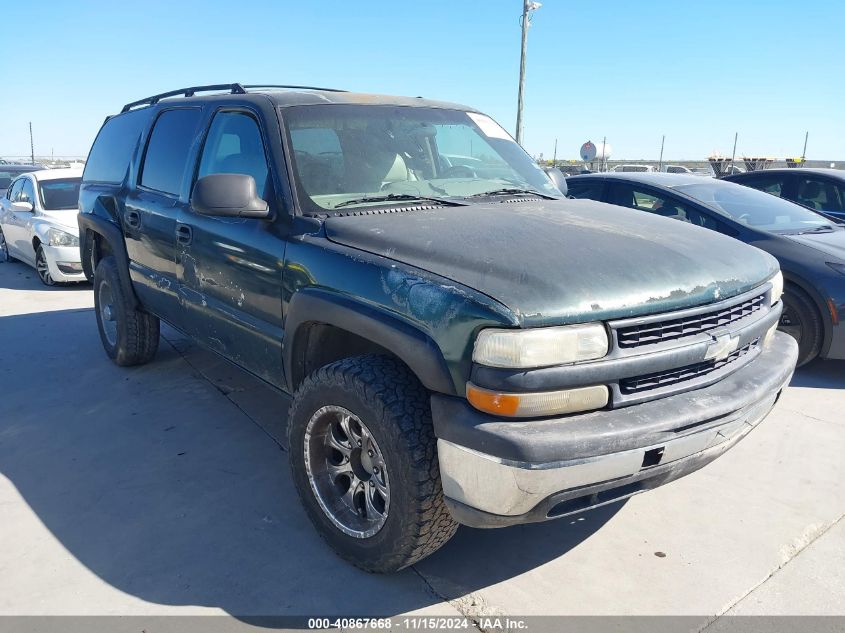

[1,259,843,624]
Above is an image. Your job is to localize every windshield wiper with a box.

[333,194,465,209]
[467,187,558,200]
[797,225,835,234]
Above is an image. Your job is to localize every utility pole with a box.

[601,136,607,172]
[516,1,541,145]
[729,132,738,175]
[29,122,35,165]
[801,131,809,162]
[658,135,665,171]
[552,138,557,167]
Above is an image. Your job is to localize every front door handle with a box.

[125,210,141,229]
[175,224,193,245]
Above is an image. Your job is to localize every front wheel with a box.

[93,256,160,366]
[288,355,458,572]
[35,245,56,285]
[779,286,823,367]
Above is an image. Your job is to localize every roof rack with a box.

[121,83,347,113]
[242,84,347,93]
[121,84,247,113]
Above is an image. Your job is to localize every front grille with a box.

[616,293,766,348]
[619,338,759,395]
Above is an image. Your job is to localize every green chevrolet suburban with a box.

[78,84,798,572]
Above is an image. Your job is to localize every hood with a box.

[784,228,845,262]
[39,210,79,233]
[324,199,779,326]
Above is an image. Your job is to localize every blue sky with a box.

[2,0,842,160]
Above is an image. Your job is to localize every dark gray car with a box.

[724,168,845,221]
[567,172,845,366]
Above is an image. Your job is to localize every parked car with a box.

[0,168,85,284]
[0,163,45,190]
[612,164,655,173]
[567,172,845,365]
[78,83,796,572]
[724,168,845,222]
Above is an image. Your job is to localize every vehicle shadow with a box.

[0,307,621,622]
[790,357,845,389]
[0,260,91,291]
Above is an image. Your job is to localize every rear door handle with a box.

[175,224,192,245]
[125,210,141,229]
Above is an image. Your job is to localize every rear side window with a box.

[83,109,149,184]
[742,175,785,196]
[140,109,203,196]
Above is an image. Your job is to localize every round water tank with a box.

[580,141,612,162]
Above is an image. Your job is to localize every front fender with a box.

[284,287,456,395]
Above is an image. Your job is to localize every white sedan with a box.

[0,168,85,285]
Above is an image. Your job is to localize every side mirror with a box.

[543,167,568,197]
[11,201,34,213]
[191,173,270,219]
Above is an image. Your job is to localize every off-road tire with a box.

[93,256,160,366]
[781,285,823,367]
[287,355,458,572]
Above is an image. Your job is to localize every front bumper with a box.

[42,244,86,283]
[434,331,798,528]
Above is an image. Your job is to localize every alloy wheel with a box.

[36,247,55,285]
[98,279,118,347]
[0,229,8,263]
[303,405,390,538]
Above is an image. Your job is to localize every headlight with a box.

[467,383,609,417]
[48,228,79,247]
[827,262,845,277]
[768,271,783,305]
[473,323,609,368]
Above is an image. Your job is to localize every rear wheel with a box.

[779,286,823,367]
[35,245,56,286]
[93,256,160,366]
[288,355,458,572]
[0,227,11,263]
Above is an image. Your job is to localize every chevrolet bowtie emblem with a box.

[704,332,740,362]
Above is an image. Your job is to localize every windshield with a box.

[281,105,559,212]
[38,178,81,210]
[676,182,833,233]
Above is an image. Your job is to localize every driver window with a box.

[8,179,25,202]
[795,177,843,212]
[20,179,35,205]
[198,111,270,199]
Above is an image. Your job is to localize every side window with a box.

[607,183,722,230]
[795,176,844,212]
[197,111,270,198]
[567,180,604,201]
[8,178,25,202]
[83,108,149,184]
[140,108,203,196]
[20,178,36,204]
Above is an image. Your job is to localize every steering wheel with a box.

[442,165,478,179]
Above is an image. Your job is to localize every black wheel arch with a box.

[283,287,456,396]
[78,212,139,309]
